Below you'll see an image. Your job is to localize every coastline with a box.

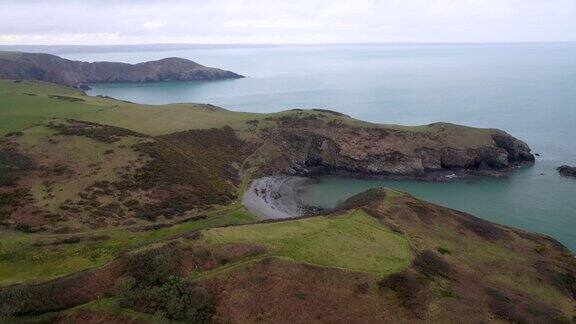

[241,176,309,220]
[241,169,521,220]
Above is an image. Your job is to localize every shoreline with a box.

[242,176,309,220]
[241,169,524,220]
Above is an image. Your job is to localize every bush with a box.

[120,246,215,322]
[558,272,576,300]
[413,250,452,279]
[0,148,34,187]
[378,271,427,316]
[436,247,451,255]
[355,282,369,294]
[120,276,214,322]
[48,120,144,143]
[125,246,182,287]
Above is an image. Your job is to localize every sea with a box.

[60,43,576,251]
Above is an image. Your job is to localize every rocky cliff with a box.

[0,51,243,87]
[244,111,535,179]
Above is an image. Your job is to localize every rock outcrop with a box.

[245,112,534,179]
[557,165,576,178]
[0,51,243,87]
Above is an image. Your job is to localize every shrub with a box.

[413,250,452,279]
[48,120,145,143]
[558,272,576,300]
[0,148,34,187]
[120,246,215,322]
[378,271,427,316]
[436,247,451,255]
[485,288,528,323]
[355,282,369,294]
[125,246,182,287]
[48,95,85,103]
[120,276,215,322]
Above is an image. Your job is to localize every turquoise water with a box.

[62,43,576,250]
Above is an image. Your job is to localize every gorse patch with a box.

[48,120,146,143]
[378,271,428,317]
[119,245,215,323]
[128,126,253,218]
[0,148,34,186]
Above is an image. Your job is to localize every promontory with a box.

[0,51,243,88]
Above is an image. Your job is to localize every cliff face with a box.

[245,111,534,178]
[0,52,243,87]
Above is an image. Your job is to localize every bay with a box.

[62,43,576,250]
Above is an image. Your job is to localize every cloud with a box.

[142,21,167,29]
[0,0,575,44]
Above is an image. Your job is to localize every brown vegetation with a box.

[2,119,256,230]
[48,120,146,144]
[204,257,399,323]
[0,259,126,316]
[339,189,576,322]
[126,126,254,220]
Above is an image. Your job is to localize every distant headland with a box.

[0,51,244,88]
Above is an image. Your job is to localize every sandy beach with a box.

[242,176,308,220]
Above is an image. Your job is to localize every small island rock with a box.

[557,165,576,178]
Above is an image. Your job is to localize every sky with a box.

[1,0,575,45]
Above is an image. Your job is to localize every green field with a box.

[0,79,496,147]
[202,209,412,275]
[0,80,262,136]
[0,206,256,285]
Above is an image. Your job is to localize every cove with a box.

[62,43,576,251]
[296,165,575,251]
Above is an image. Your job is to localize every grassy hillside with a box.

[0,79,496,141]
[1,189,574,323]
[0,79,564,322]
[202,209,412,275]
[0,206,255,286]
[0,80,261,136]
[1,79,518,230]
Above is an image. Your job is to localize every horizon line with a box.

[1,41,576,47]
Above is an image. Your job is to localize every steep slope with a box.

[0,80,534,233]
[1,189,574,322]
[0,51,243,87]
[243,111,534,179]
[0,79,571,323]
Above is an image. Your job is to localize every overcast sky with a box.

[1,0,575,45]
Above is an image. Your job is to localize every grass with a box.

[0,206,256,286]
[202,209,412,275]
[0,79,82,96]
[28,297,163,323]
[488,273,571,311]
[3,119,253,229]
[0,80,261,136]
[0,79,496,149]
[0,93,96,136]
[13,125,145,213]
[0,79,511,284]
